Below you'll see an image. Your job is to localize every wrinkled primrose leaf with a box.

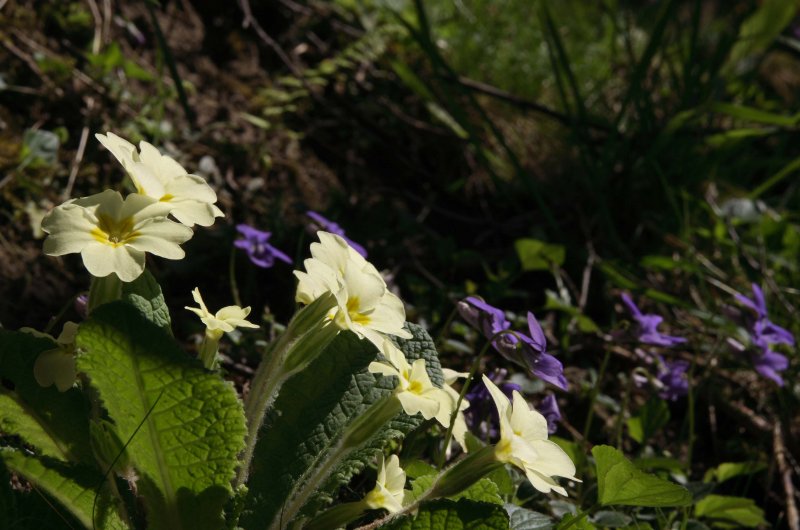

[76,302,246,530]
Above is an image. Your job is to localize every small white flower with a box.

[42,190,193,282]
[370,341,458,432]
[29,322,79,392]
[96,132,224,227]
[483,375,578,496]
[363,454,406,513]
[294,232,411,349]
[185,288,259,340]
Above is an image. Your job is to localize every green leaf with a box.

[384,498,509,529]
[515,239,565,271]
[708,102,799,127]
[18,129,59,169]
[120,269,172,333]
[694,495,766,528]
[640,255,699,273]
[409,475,502,506]
[505,504,554,529]
[702,462,766,484]
[556,513,596,529]
[626,397,670,444]
[75,302,246,530]
[1,448,127,529]
[243,323,443,529]
[405,460,437,479]
[592,445,692,507]
[598,262,638,289]
[726,0,800,70]
[0,330,92,463]
[589,510,632,527]
[544,291,600,333]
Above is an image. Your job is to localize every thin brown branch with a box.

[775,422,800,530]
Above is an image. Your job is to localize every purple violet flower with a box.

[457,298,568,390]
[234,224,292,268]
[464,369,521,440]
[752,348,789,387]
[306,211,367,257]
[734,284,794,386]
[655,356,689,401]
[537,394,561,434]
[457,296,511,339]
[621,293,687,347]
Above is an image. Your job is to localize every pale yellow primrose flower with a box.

[363,454,406,513]
[482,375,578,496]
[369,341,462,445]
[96,132,224,227]
[185,288,259,340]
[42,190,193,282]
[295,231,411,349]
[28,322,79,392]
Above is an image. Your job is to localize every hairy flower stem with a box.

[303,500,369,530]
[198,333,221,370]
[268,395,402,530]
[237,294,338,486]
[426,445,500,499]
[87,274,122,313]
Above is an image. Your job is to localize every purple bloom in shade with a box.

[537,394,561,434]
[457,297,511,339]
[74,294,89,319]
[621,293,687,347]
[306,211,367,257]
[753,319,795,349]
[234,224,292,268]
[735,283,769,320]
[752,348,789,387]
[464,369,521,439]
[458,298,568,390]
[655,356,689,401]
[733,284,794,386]
[517,313,568,390]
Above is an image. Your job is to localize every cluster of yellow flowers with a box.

[41,132,223,282]
[38,134,577,517]
[294,232,578,517]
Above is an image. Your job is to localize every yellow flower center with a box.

[408,380,424,394]
[346,296,371,325]
[494,438,513,463]
[91,214,140,248]
[159,193,174,202]
[365,489,385,508]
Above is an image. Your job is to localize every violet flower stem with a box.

[686,359,696,473]
[583,347,610,442]
[615,373,634,449]
[229,249,242,308]
[437,353,482,470]
[579,347,608,504]
[433,305,459,352]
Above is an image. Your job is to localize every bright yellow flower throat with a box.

[90,214,140,248]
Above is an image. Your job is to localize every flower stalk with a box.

[87,274,122,313]
[237,293,338,486]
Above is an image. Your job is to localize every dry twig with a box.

[775,422,800,530]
